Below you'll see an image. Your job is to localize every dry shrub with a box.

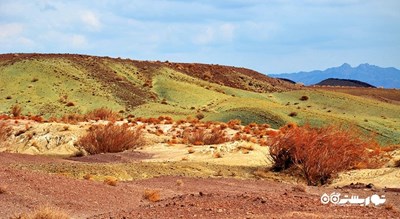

[176,179,184,186]
[292,184,307,192]
[183,128,229,145]
[60,114,85,124]
[83,174,93,180]
[28,115,44,123]
[288,112,297,117]
[143,189,161,202]
[86,107,120,121]
[227,119,241,130]
[104,177,118,186]
[268,123,380,186]
[10,104,22,117]
[299,96,309,101]
[77,123,143,154]
[16,206,69,219]
[196,112,205,120]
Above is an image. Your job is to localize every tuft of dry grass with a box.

[104,177,118,186]
[77,123,143,154]
[16,206,70,219]
[60,114,85,124]
[86,107,120,121]
[143,189,161,202]
[292,184,307,193]
[268,123,381,186]
[183,127,229,145]
[83,174,93,180]
[176,179,184,186]
[10,104,22,117]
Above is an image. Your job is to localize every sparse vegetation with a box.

[292,184,307,192]
[143,189,161,202]
[86,107,120,121]
[299,95,309,101]
[10,104,22,117]
[268,123,381,185]
[196,112,205,120]
[77,123,143,154]
[16,206,70,219]
[104,177,118,186]
[183,127,229,145]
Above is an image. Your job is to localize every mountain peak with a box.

[269,63,400,88]
[340,63,352,68]
[357,63,372,68]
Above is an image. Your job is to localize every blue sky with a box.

[0,0,399,73]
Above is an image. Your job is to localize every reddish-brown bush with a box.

[196,112,205,120]
[0,115,10,120]
[268,124,380,186]
[227,119,241,129]
[60,114,85,124]
[143,189,161,202]
[29,115,44,123]
[77,123,143,154]
[10,104,22,117]
[183,127,229,145]
[86,107,120,121]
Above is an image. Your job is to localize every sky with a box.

[0,0,399,74]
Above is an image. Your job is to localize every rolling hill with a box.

[1,53,399,145]
[315,78,375,88]
[269,63,400,88]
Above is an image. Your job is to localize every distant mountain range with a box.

[269,63,400,88]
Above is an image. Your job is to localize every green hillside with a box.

[1,53,399,145]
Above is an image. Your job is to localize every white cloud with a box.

[70,34,87,47]
[0,23,24,39]
[220,23,235,41]
[193,23,235,45]
[81,11,101,31]
[194,26,215,45]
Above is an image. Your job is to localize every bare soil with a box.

[1,152,399,219]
